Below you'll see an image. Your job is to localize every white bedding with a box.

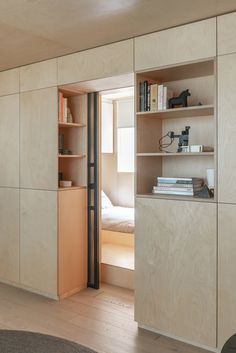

[102,206,134,234]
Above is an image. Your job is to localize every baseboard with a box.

[138,323,218,353]
[0,278,59,301]
[101,263,134,290]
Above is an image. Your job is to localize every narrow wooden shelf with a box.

[58,154,85,158]
[136,105,214,119]
[58,122,86,128]
[137,152,214,157]
[136,193,216,203]
[58,186,86,191]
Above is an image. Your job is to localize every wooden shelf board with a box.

[136,105,214,119]
[137,152,214,157]
[58,154,85,158]
[136,193,216,203]
[58,186,86,191]
[58,122,86,128]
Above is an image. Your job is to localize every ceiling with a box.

[0,0,236,71]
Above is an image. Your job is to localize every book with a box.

[143,80,148,111]
[58,92,64,122]
[163,87,174,110]
[63,97,68,122]
[139,82,145,112]
[157,177,203,185]
[146,83,151,111]
[150,84,158,111]
[152,189,195,196]
[158,84,164,110]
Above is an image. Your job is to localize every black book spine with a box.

[139,82,145,112]
[144,80,148,111]
[147,83,151,111]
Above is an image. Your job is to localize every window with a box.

[102,99,113,153]
[117,98,134,173]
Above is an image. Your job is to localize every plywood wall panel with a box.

[218,12,236,56]
[0,68,19,96]
[58,40,133,85]
[135,197,216,347]
[135,18,216,71]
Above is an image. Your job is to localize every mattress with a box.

[102,206,134,234]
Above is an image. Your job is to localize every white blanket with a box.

[102,206,134,234]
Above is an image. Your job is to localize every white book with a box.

[158,84,164,110]
[63,98,68,122]
[150,84,158,111]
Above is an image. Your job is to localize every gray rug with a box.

[0,330,97,353]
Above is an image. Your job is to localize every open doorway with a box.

[100,87,135,290]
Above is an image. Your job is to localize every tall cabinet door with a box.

[218,53,236,203]
[218,203,236,349]
[135,197,217,347]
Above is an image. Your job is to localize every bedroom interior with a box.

[101,87,135,289]
[1,2,236,353]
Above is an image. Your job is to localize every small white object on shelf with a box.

[59,180,72,188]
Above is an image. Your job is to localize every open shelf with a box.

[137,193,216,203]
[58,154,85,159]
[136,104,214,119]
[137,152,214,157]
[58,122,86,128]
[58,186,86,191]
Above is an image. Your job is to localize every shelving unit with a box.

[57,86,88,299]
[58,88,87,189]
[136,59,216,200]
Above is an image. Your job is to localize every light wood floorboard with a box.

[0,282,210,353]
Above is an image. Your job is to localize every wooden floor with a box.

[102,243,134,270]
[0,282,210,353]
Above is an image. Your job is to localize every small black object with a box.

[168,89,191,108]
[221,334,236,353]
[170,126,190,153]
[195,185,214,199]
[58,133,64,154]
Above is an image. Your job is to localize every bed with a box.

[101,191,134,234]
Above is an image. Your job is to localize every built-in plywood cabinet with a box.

[0,188,19,284]
[20,189,58,297]
[218,52,236,204]
[136,59,216,199]
[135,197,217,347]
[218,12,236,56]
[58,188,87,299]
[0,94,19,188]
[134,18,216,71]
[20,87,58,190]
[218,203,236,349]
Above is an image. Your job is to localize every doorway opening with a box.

[100,87,135,290]
[58,72,134,294]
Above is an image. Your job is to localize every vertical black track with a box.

[87,92,100,289]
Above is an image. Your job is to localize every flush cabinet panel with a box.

[135,197,216,347]
[20,189,57,298]
[0,188,19,284]
[58,188,87,299]
[0,68,19,96]
[58,39,133,85]
[218,12,236,56]
[218,53,236,204]
[135,18,216,71]
[0,94,19,188]
[218,203,236,349]
[20,87,58,190]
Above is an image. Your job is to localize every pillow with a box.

[101,191,113,209]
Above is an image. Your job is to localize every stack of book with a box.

[153,177,204,196]
[58,92,73,123]
[139,81,173,112]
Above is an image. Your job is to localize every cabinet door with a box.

[218,203,236,349]
[135,197,216,347]
[218,12,236,56]
[20,189,57,298]
[218,53,236,203]
[58,39,133,85]
[0,188,19,283]
[58,188,87,299]
[20,87,58,190]
[0,94,19,187]
[135,18,216,71]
